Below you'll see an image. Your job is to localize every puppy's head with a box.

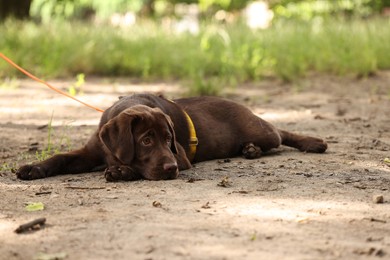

[99,105,179,180]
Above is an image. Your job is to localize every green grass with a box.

[0,162,18,174]
[1,18,390,94]
[35,112,73,161]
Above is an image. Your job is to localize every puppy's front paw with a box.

[104,166,140,182]
[16,165,47,180]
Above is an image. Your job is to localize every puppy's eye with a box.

[142,137,152,146]
[166,135,172,144]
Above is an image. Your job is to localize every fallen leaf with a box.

[250,232,257,241]
[217,176,232,188]
[25,202,44,212]
[296,217,310,223]
[34,252,67,260]
[201,202,210,209]
[152,201,162,208]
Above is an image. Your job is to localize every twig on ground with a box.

[15,218,46,234]
[35,191,52,195]
[64,186,105,190]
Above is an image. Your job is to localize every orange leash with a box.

[0,52,104,113]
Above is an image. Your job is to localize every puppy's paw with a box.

[104,165,140,182]
[16,165,48,180]
[242,143,262,159]
[300,138,328,153]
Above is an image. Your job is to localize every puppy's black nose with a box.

[163,162,178,173]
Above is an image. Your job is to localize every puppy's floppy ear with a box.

[99,110,140,165]
[163,114,178,154]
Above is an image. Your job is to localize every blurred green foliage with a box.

[1,0,390,95]
[10,0,250,21]
[1,18,390,87]
[2,0,390,22]
[270,0,390,20]
[30,0,145,21]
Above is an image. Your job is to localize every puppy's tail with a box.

[278,129,327,153]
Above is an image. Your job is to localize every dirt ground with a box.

[0,74,389,260]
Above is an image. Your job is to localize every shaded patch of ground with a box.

[1,74,389,259]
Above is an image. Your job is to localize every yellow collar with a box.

[182,110,198,162]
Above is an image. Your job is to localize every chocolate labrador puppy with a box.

[17,94,327,181]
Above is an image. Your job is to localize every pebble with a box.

[372,195,384,204]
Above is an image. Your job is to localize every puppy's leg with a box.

[241,113,327,154]
[278,129,327,153]
[240,117,282,156]
[17,133,105,180]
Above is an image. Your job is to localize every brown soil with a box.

[0,74,389,260]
